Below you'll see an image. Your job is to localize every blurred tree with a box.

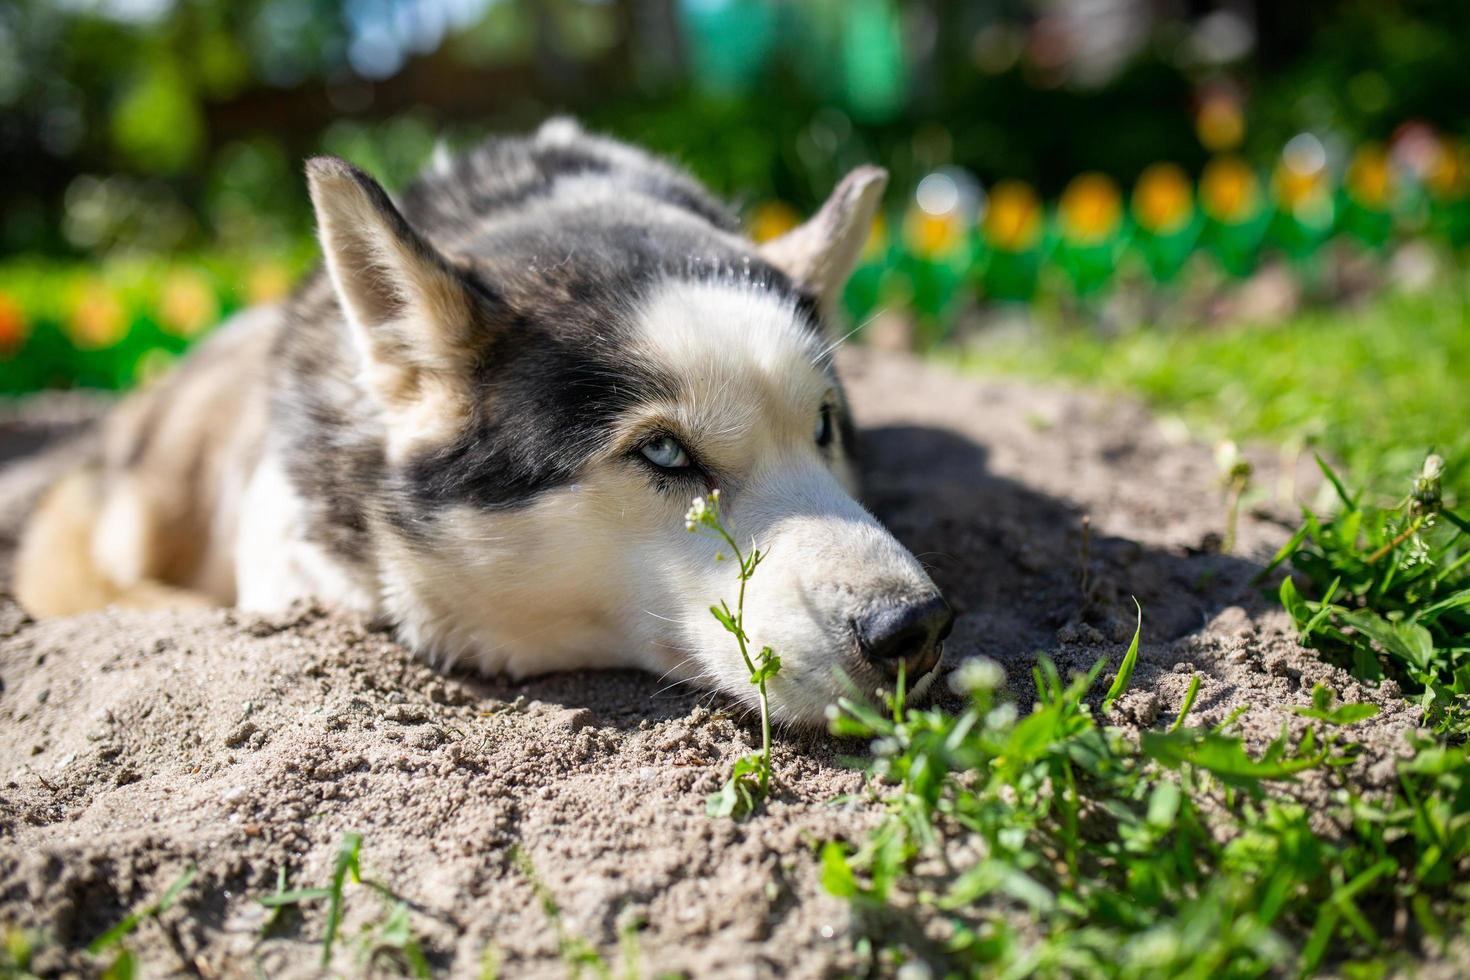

[2,0,1468,259]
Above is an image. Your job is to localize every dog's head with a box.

[303,141,950,725]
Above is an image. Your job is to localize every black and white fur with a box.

[16,120,952,725]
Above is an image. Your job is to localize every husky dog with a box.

[15,120,952,724]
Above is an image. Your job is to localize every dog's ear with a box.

[758,165,887,311]
[306,156,483,401]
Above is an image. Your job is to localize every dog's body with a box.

[16,120,951,724]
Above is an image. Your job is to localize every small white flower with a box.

[1412,453,1445,517]
[949,656,1005,694]
[986,703,1018,729]
[871,736,900,757]
[1213,439,1241,473]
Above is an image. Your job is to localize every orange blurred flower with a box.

[982,180,1043,252]
[748,201,802,244]
[903,208,964,259]
[1345,144,1394,210]
[1058,173,1122,245]
[1132,163,1194,234]
[159,268,219,338]
[0,292,27,355]
[1272,166,1319,210]
[1196,94,1245,153]
[70,283,127,350]
[1427,140,1469,201]
[1200,156,1261,223]
[246,261,295,304]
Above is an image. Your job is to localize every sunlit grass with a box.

[822,457,1470,975]
[953,279,1470,502]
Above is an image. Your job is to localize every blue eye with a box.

[641,435,691,469]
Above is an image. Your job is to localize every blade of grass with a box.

[1315,454,1357,510]
[1169,675,1201,733]
[1300,577,1342,640]
[1440,509,1470,536]
[1102,597,1143,713]
[322,832,363,967]
[1254,520,1311,582]
[89,864,197,954]
[258,887,333,907]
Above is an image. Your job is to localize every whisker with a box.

[654,671,713,700]
[815,307,885,364]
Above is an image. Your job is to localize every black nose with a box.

[855,595,954,679]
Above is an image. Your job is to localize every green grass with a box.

[508,847,657,980]
[87,864,197,978]
[953,281,1470,503]
[1270,456,1470,737]
[821,459,1470,976]
[256,832,431,977]
[1,927,46,980]
[823,649,1468,976]
[510,847,610,980]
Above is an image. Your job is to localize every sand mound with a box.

[0,351,1420,977]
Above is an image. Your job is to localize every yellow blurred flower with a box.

[1200,156,1261,223]
[981,180,1043,252]
[0,292,27,355]
[903,208,963,259]
[70,283,127,350]
[1196,94,1245,152]
[1058,173,1122,245]
[159,268,219,338]
[748,201,802,244]
[134,347,178,387]
[1272,166,1319,211]
[1427,139,1469,201]
[1132,163,1194,234]
[1345,144,1394,210]
[246,261,294,304]
[1272,133,1334,222]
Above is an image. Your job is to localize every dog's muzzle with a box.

[854,594,954,681]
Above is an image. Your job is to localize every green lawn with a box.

[953,278,1470,504]
[826,286,1470,976]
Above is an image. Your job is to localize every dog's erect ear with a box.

[306,156,482,394]
[758,165,887,311]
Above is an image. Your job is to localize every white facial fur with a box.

[377,279,940,726]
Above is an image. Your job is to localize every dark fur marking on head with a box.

[401,328,679,512]
[272,278,384,564]
[278,122,842,558]
[791,289,824,339]
[396,131,739,247]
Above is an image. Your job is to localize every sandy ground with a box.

[0,350,1427,977]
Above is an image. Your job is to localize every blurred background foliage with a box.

[1,0,1468,502]
[4,0,1469,259]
